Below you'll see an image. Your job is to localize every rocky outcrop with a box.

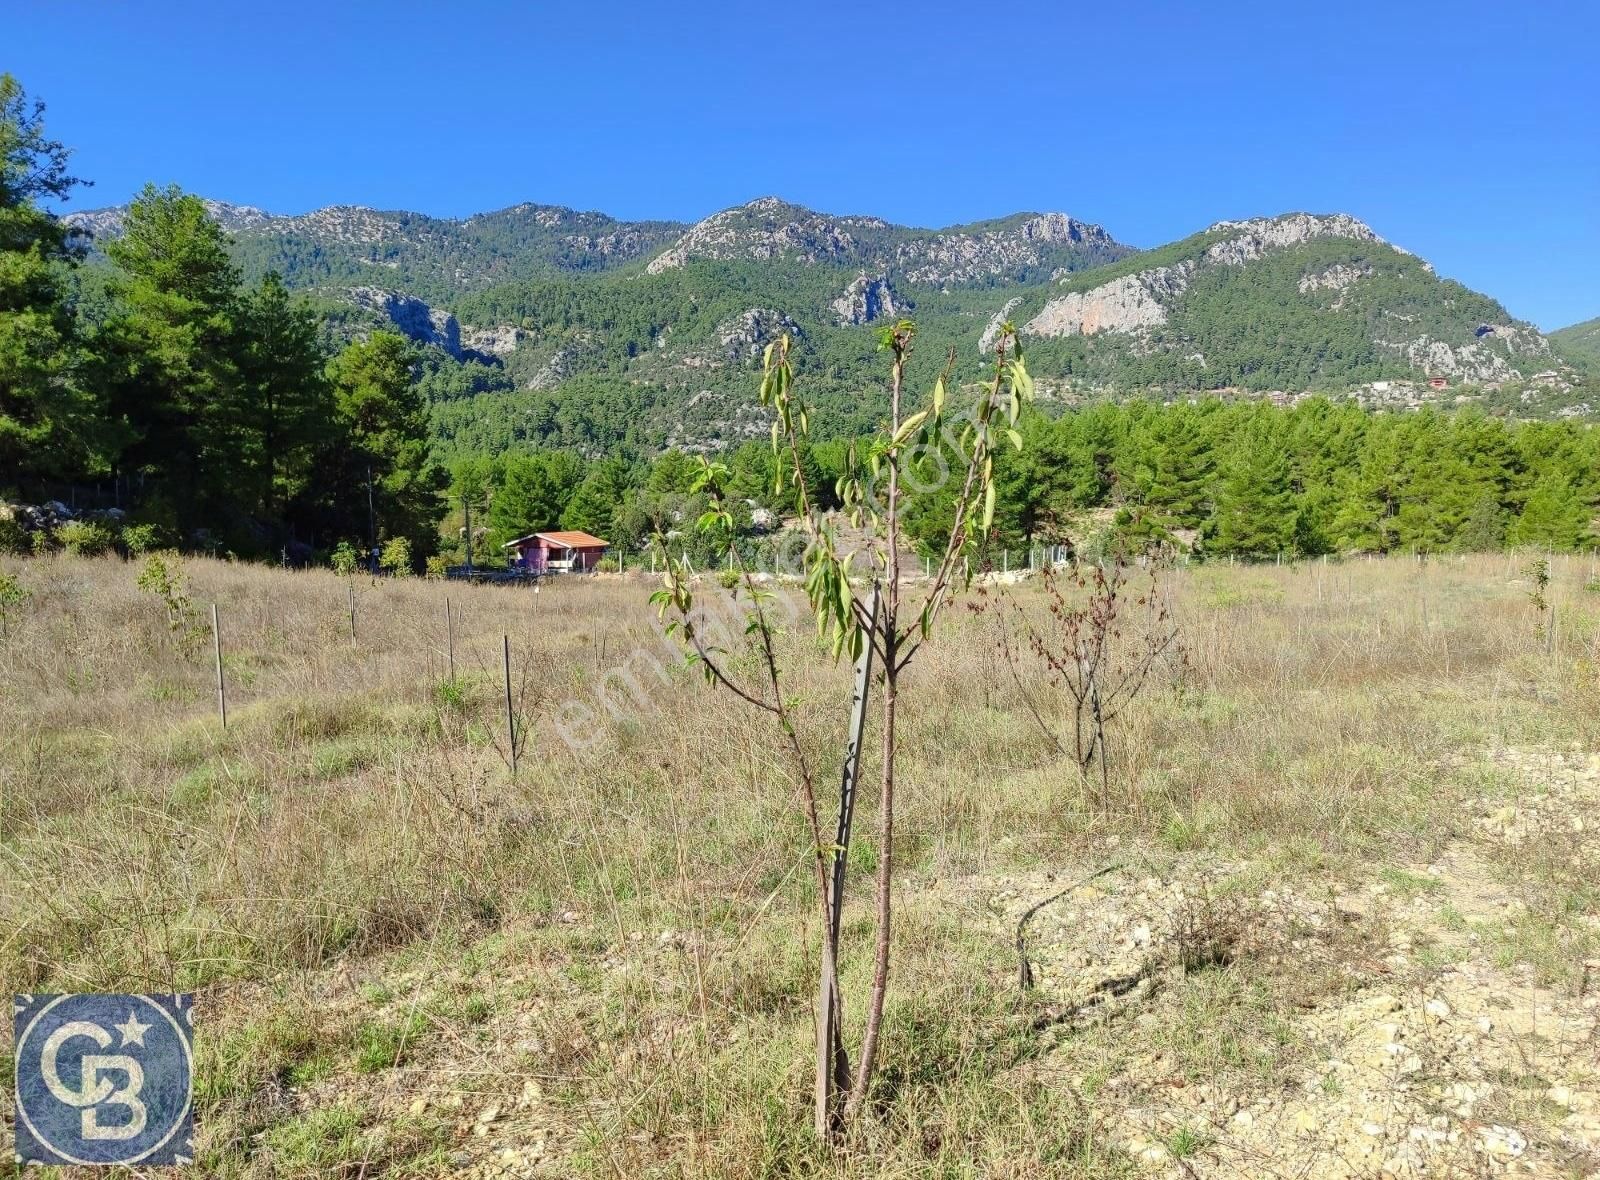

[461,324,527,357]
[348,287,461,357]
[528,331,602,390]
[717,309,799,361]
[979,298,1024,353]
[648,198,877,274]
[830,273,902,325]
[893,213,1127,285]
[1204,213,1390,266]
[1298,262,1374,294]
[1380,329,1551,384]
[62,198,277,240]
[1024,264,1194,338]
[675,309,802,370]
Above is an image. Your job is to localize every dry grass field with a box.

[4,552,1600,1178]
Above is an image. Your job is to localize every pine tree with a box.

[1511,471,1592,550]
[1210,411,1295,557]
[236,272,331,533]
[322,332,448,564]
[105,184,245,534]
[561,456,631,538]
[1454,494,1506,552]
[1121,404,1216,548]
[0,74,97,488]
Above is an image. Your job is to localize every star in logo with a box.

[114,1011,151,1047]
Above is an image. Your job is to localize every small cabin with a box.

[503,530,609,574]
[1427,376,1448,390]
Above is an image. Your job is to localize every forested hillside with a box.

[1553,316,1600,372]
[66,178,1594,459]
[4,70,1597,566]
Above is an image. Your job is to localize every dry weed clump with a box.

[1,550,1597,1175]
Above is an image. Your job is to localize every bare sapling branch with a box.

[978,548,1186,807]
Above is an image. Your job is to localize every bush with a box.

[424,555,448,580]
[59,520,119,557]
[0,571,28,638]
[120,522,163,556]
[0,515,28,555]
[330,541,361,577]
[379,537,413,577]
[137,551,199,638]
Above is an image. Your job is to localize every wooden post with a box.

[211,602,227,729]
[347,581,356,647]
[445,597,455,681]
[502,634,518,777]
[816,584,879,1138]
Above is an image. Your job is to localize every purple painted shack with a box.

[502,530,609,573]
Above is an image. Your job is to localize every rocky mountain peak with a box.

[63,197,279,240]
[1203,212,1394,263]
[645,200,873,274]
[646,200,1131,283]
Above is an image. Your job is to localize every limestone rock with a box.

[830,273,903,325]
[348,287,461,358]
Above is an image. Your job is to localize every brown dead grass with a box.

[2,550,1598,1176]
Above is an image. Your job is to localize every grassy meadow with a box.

[3,552,1600,1178]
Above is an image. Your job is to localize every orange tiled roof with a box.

[503,530,609,549]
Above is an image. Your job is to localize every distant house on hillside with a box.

[1427,376,1448,390]
[503,530,609,573]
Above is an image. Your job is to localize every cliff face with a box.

[348,287,461,357]
[830,273,904,325]
[1023,265,1194,338]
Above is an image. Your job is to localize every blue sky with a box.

[11,0,1596,328]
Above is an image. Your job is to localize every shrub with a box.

[424,555,448,580]
[330,541,360,577]
[137,551,200,640]
[0,571,28,639]
[120,522,163,556]
[59,519,118,557]
[0,515,28,555]
[379,537,413,577]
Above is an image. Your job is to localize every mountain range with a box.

[63,196,1595,455]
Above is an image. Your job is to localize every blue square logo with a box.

[12,994,195,1167]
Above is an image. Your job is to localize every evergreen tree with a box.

[1210,411,1295,557]
[1121,403,1216,546]
[236,272,331,532]
[0,74,97,488]
[322,332,447,564]
[105,184,245,535]
[1510,471,1592,550]
[490,450,583,542]
[1455,494,1507,552]
[561,456,631,538]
